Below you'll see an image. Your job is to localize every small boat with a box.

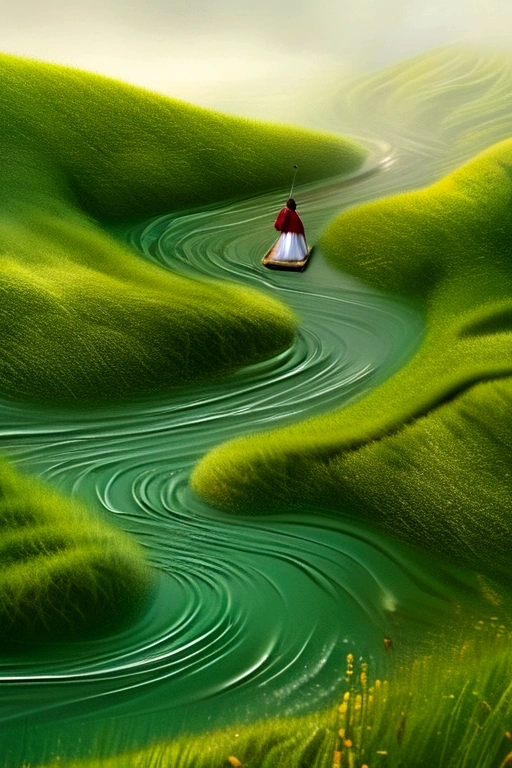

[262,240,314,272]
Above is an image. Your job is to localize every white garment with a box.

[274,232,308,261]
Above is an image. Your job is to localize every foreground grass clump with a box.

[0,460,152,645]
[42,624,512,767]
[44,713,336,768]
[330,638,512,768]
[192,138,512,580]
[0,53,366,403]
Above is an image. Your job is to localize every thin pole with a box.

[289,164,298,198]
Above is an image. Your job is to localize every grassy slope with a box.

[192,138,512,580]
[0,53,366,404]
[0,460,152,645]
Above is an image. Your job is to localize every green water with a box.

[2,45,512,766]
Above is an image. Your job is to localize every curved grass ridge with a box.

[0,53,366,404]
[192,138,512,580]
[0,460,152,645]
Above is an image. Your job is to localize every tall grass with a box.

[330,633,512,768]
[191,138,512,580]
[0,460,152,645]
[0,53,366,404]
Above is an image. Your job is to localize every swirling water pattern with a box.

[1,47,512,766]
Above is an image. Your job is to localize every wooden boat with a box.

[262,240,314,272]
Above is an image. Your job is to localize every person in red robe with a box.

[273,198,308,261]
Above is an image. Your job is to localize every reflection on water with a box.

[1,45,512,767]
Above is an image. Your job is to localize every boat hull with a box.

[262,241,314,271]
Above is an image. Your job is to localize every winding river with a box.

[1,46,512,766]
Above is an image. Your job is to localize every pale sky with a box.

[1,0,511,116]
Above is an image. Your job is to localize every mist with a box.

[1,0,512,117]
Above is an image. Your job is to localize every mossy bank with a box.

[0,460,152,646]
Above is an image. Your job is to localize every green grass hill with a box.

[0,460,152,646]
[0,53,366,404]
[191,138,512,581]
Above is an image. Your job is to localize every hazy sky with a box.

[1,0,511,113]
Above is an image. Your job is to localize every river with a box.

[0,46,511,767]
